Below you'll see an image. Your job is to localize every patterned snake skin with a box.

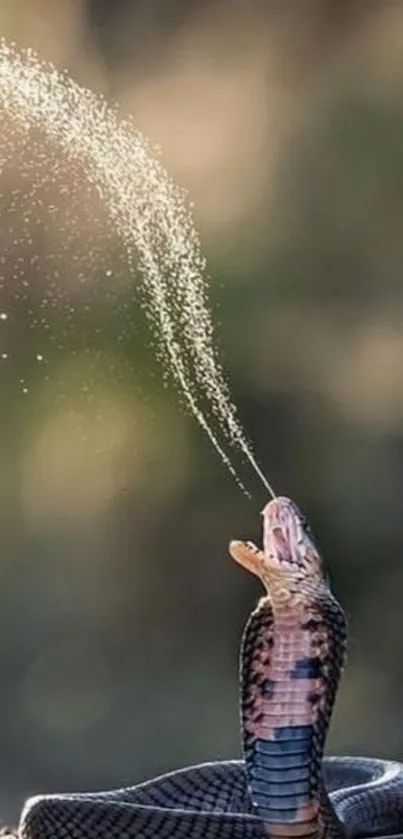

[18,497,403,839]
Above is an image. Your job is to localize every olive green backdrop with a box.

[0,0,402,824]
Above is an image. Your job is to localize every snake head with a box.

[262,496,320,571]
[229,496,324,599]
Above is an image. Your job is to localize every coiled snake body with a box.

[19,497,403,838]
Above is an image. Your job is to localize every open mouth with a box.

[268,525,293,565]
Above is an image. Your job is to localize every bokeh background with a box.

[0,0,403,824]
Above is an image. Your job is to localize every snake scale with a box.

[16,496,403,839]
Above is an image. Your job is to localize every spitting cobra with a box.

[18,497,403,839]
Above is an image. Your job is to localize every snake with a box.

[16,496,403,839]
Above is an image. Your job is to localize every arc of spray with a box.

[0,41,276,499]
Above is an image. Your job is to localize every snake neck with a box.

[240,587,347,839]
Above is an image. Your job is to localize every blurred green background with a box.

[0,0,403,823]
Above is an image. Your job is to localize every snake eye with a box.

[300,516,312,535]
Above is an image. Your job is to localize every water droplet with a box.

[36,353,44,361]
[0,312,8,320]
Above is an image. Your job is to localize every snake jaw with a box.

[229,540,265,579]
[229,540,293,603]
